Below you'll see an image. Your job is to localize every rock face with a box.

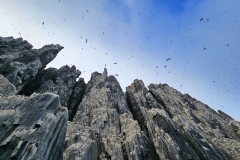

[0,36,63,92]
[64,69,159,160]
[148,83,240,160]
[18,65,85,120]
[0,36,240,160]
[0,92,68,160]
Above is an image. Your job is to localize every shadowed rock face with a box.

[18,65,85,120]
[0,36,240,160]
[0,36,63,92]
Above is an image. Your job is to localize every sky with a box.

[0,0,239,120]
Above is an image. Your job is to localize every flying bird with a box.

[86,10,89,12]
[203,47,206,50]
[166,58,172,61]
[114,62,117,64]
[42,22,44,25]
[115,74,119,77]
[200,18,203,21]
[19,32,21,36]
[86,39,88,43]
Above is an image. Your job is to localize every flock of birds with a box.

[1,0,239,118]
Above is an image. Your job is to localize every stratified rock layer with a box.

[149,83,240,160]
[126,80,198,160]
[0,92,68,160]
[64,69,159,160]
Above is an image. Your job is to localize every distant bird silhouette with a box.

[166,58,172,61]
[226,44,229,46]
[203,47,206,50]
[19,32,21,36]
[86,10,89,12]
[200,18,203,21]
[207,19,209,21]
[115,74,119,77]
[164,65,167,68]
[42,22,44,25]
[86,39,88,43]
[114,62,117,64]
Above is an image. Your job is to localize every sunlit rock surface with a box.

[0,36,239,160]
[64,69,159,160]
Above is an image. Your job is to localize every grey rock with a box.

[1,36,240,160]
[0,92,68,160]
[67,77,86,121]
[0,36,63,92]
[148,83,239,159]
[0,74,17,96]
[19,65,84,120]
[126,79,198,160]
[64,69,158,160]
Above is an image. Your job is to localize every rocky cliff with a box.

[0,36,239,160]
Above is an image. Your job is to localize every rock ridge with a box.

[0,36,239,160]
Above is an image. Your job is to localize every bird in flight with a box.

[114,62,117,64]
[86,10,89,12]
[200,18,203,21]
[86,39,88,43]
[115,74,119,77]
[203,47,206,50]
[19,32,21,36]
[166,58,172,61]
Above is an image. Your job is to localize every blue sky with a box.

[1,0,239,120]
